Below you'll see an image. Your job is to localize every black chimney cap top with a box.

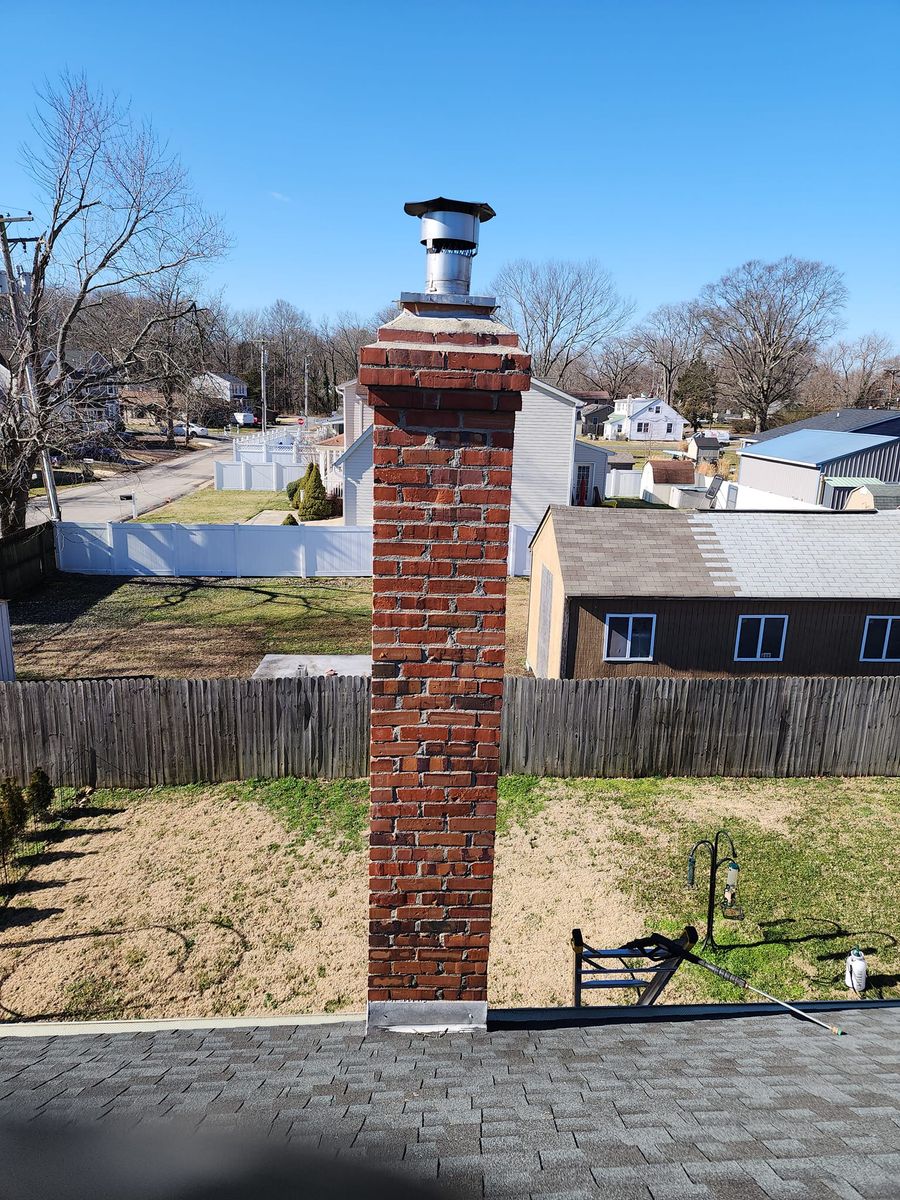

[404,198,495,222]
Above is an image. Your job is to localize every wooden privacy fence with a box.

[0,522,56,599]
[0,674,898,787]
[501,675,900,778]
[0,677,370,787]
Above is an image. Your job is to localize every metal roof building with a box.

[738,429,900,509]
[745,407,900,445]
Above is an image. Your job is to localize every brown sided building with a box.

[526,507,900,679]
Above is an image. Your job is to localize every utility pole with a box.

[884,367,900,405]
[258,341,268,433]
[0,212,62,522]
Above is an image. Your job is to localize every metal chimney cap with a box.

[404,197,496,223]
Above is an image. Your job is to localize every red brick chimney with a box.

[362,199,530,1030]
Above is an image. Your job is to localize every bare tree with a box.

[822,332,893,408]
[0,74,224,534]
[262,299,315,412]
[579,334,646,399]
[123,275,212,445]
[634,302,700,405]
[697,257,847,432]
[492,259,633,387]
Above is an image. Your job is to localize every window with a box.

[654,405,661,413]
[636,421,650,433]
[860,616,900,662]
[604,613,656,662]
[666,422,673,434]
[734,615,788,662]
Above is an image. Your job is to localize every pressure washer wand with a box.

[683,949,845,1036]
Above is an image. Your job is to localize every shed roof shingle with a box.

[646,460,696,484]
[543,506,900,599]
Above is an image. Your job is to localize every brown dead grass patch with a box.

[490,792,642,1007]
[6,775,891,1021]
[10,625,269,680]
[0,791,366,1021]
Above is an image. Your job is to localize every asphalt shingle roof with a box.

[862,483,900,509]
[0,1009,898,1199]
[647,460,697,484]
[544,506,900,599]
[739,430,898,468]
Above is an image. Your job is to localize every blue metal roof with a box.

[739,429,898,468]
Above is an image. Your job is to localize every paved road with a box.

[26,443,231,527]
[0,1009,897,1198]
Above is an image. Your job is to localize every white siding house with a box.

[339,380,374,449]
[603,395,686,441]
[335,378,609,540]
[191,371,249,416]
[338,425,375,526]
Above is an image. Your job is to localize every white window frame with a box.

[636,421,650,434]
[734,614,788,663]
[604,613,657,662]
[860,615,900,662]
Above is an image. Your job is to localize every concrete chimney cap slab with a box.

[404,198,496,222]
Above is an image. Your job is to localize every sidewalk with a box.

[26,443,231,527]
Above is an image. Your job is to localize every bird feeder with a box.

[686,830,745,948]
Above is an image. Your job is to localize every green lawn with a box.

[581,436,740,479]
[137,489,291,523]
[502,775,900,1005]
[10,576,531,680]
[602,497,670,509]
[2,773,895,1019]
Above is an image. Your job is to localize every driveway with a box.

[26,443,231,526]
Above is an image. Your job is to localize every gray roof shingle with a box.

[543,506,900,599]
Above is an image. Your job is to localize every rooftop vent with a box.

[404,197,495,296]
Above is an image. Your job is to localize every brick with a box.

[366,306,528,1003]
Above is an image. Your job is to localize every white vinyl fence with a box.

[605,469,643,499]
[55,522,373,578]
[508,524,537,577]
[215,461,308,491]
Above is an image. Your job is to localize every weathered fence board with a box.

[0,674,898,787]
[0,676,370,787]
[499,675,900,779]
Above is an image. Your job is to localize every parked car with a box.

[172,422,209,437]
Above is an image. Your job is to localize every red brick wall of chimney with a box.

[360,328,531,1006]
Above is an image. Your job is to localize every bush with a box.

[286,478,304,505]
[24,768,54,822]
[296,465,332,522]
[0,779,27,837]
[281,512,297,526]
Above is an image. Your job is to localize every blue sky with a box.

[1,0,897,336]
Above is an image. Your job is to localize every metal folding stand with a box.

[572,926,699,1008]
